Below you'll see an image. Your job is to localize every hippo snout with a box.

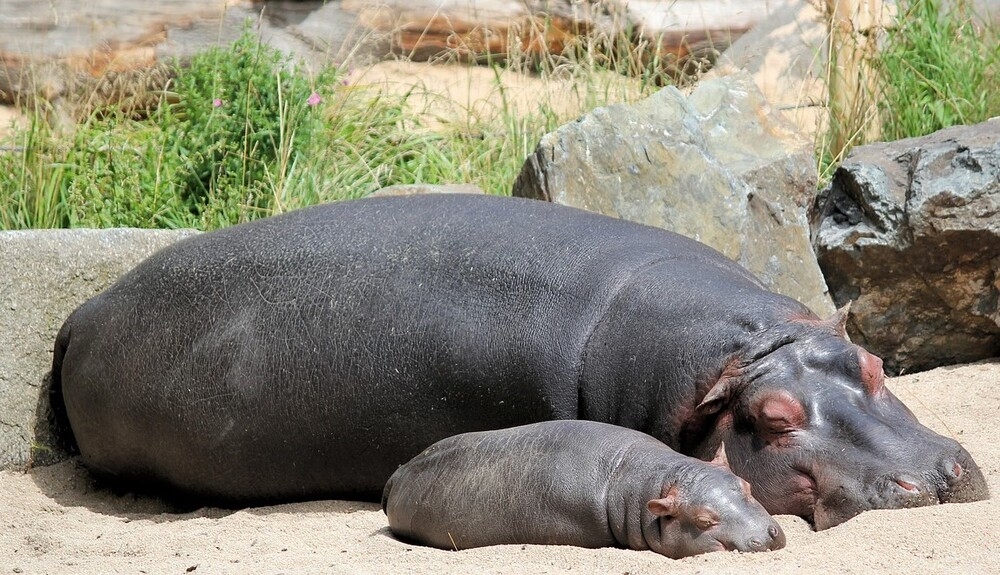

[939,448,989,504]
[751,523,785,552]
[874,445,989,510]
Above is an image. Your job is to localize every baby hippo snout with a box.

[740,523,785,553]
[702,483,785,556]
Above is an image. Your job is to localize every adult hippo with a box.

[383,420,785,558]
[51,194,989,529]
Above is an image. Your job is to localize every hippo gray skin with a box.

[51,194,988,529]
[382,420,785,558]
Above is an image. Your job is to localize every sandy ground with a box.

[0,105,25,142]
[2,361,998,575]
[348,60,645,129]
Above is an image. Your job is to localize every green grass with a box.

[816,0,999,184]
[877,0,1000,141]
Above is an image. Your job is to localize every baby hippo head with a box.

[645,447,785,559]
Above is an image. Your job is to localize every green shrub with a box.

[0,23,341,230]
[63,116,187,228]
[161,25,336,227]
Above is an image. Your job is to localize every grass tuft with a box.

[876,0,1000,141]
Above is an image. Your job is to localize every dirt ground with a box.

[2,361,998,575]
[0,105,25,142]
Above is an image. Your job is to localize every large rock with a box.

[812,119,1000,374]
[513,71,834,317]
[0,229,197,470]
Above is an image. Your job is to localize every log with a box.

[342,0,794,73]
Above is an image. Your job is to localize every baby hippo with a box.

[382,421,784,559]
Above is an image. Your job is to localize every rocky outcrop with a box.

[812,119,1000,374]
[0,229,198,470]
[512,70,834,317]
[341,0,602,61]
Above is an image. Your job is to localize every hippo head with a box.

[694,307,990,530]
[645,446,785,558]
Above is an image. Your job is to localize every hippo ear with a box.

[647,484,681,518]
[709,442,731,471]
[825,302,852,339]
[858,348,886,396]
[697,366,745,415]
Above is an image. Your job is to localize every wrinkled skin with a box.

[382,421,785,558]
[52,194,989,527]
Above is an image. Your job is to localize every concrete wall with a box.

[0,229,198,470]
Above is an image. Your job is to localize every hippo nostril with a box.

[765,523,786,550]
[748,537,763,550]
[952,462,963,480]
[895,477,920,492]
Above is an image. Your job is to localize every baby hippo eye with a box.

[694,514,719,530]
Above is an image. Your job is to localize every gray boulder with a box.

[0,229,198,470]
[513,70,834,317]
[812,119,1000,374]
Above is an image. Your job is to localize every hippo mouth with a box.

[787,467,820,525]
[812,472,953,530]
[711,538,731,553]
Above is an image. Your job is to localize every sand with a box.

[2,361,998,575]
[0,105,26,143]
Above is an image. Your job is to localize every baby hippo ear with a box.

[647,484,681,518]
[708,442,731,471]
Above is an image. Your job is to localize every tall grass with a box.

[816,0,1000,183]
[876,0,1000,141]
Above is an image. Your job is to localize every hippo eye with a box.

[751,390,807,445]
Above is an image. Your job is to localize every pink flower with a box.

[212,98,224,108]
[306,92,321,107]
